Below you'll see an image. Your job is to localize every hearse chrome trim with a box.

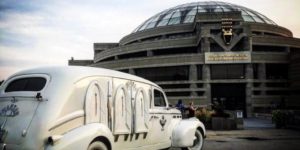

[49,110,84,131]
[1,143,6,150]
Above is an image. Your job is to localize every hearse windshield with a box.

[154,89,166,107]
[5,77,46,92]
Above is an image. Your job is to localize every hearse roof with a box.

[8,66,158,87]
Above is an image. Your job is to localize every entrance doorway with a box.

[211,83,246,117]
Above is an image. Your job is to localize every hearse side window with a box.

[154,89,166,107]
[5,77,46,92]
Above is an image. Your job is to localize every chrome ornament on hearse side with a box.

[0,104,19,117]
[160,115,167,131]
[0,104,19,142]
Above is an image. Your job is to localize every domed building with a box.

[69,1,300,117]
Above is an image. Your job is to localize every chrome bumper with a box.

[1,143,23,150]
[0,143,6,150]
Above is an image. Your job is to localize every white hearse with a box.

[0,66,205,150]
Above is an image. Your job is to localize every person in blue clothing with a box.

[175,99,185,114]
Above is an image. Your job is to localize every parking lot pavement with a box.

[202,129,300,150]
[243,117,275,129]
[170,118,300,150]
[170,129,300,150]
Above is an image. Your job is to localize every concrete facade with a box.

[69,1,300,117]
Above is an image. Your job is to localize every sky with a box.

[0,0,300,80]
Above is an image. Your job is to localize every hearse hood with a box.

[0,96,40,145]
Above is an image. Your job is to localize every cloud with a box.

[0,0,299,80]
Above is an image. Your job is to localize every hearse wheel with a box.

[182,129,204,150]
[87,141,108,150]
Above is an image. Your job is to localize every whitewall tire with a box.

[87,141,108,150]
[182,129,204,150]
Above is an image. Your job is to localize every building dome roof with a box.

[133,1,276,33]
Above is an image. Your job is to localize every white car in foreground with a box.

[0,66,205,150]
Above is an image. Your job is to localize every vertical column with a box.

[248,36,253,52]
[202,38,210,53]
[258,63,266,95]
[201,26,211,52]
[285,46,290,53]
[189,65,198,99]
[258,63,268,114]
[201,26,211,106]
[245,64,254,117]
[246,64,254,79]
[243,25,253,117]
[202,64,211,106]
[243,25,252,52]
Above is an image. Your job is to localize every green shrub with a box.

[195,107,213,128]
[272,110,287,128]
[211,101,230,118]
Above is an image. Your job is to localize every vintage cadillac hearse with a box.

[0,66,205,150]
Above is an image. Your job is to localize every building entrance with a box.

[211,83,246,117]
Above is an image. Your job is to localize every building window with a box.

[211,64,245,79]
[118,69,129,73]
[99,56,114,62]
[253,63,259,79]
[253,45,286,52]
[165,92,190,96]
[253,91,261,95]
[159,84,190,89]
[152,47,197,56]
[266,83,288,87]
[266,64,288,79]
[231,39,245,51]
[210,43,224,52]
[118,51,147,59]
[135,66,189,81]
[197,65,202,80]
[253,82,261,87]
[266,90,289,95]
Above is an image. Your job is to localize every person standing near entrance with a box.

[176,99,185,113]
[188,101,196,118]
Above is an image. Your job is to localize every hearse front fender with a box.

[45,123,114,150]
[171,117,206,147]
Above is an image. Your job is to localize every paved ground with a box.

[243,117,275,129]
[203,129,300,150]
[171,118,300,150]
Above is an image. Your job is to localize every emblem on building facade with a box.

[221,18,233,45]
